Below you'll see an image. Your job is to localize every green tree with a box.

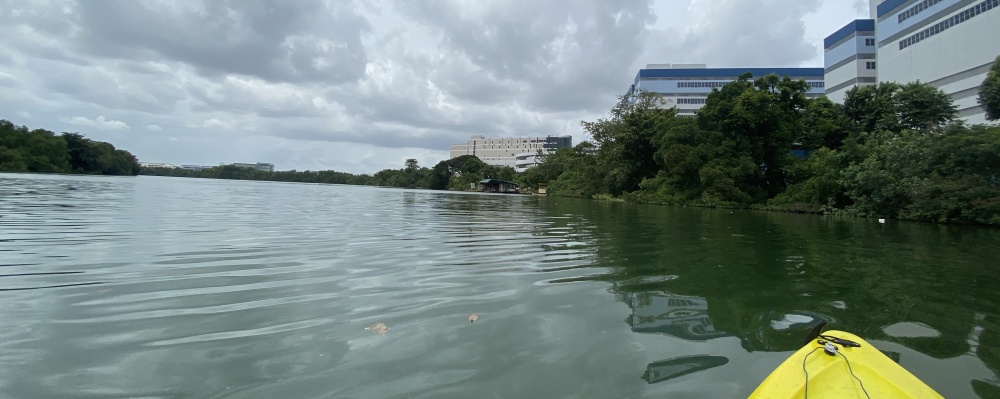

[582,90,676,196]
[696,73,811,200]
[800,97,855,150]
[843,83,903,139]
[843,82,957,140]
[894,81,958,131]
[979,55,1000,121]
[428,160,452,190]
[629,118,722,204]
[0,120,138,175]
[769,148,851,212]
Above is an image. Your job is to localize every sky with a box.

[0,0,869,174]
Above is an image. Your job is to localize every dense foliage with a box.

[980,55,1000,121]
[0,119,139,175]
[527,76,999,225]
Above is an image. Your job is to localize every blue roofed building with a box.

[823,0,999,124]
[627,64,825,116]
[824,19,878,103]
[875,0,999,124]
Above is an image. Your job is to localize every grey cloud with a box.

[36,60,187,114]
[401,0,654,112]
[0,49,13,66]
[0,0,853,174]
[649,0,824,68]
[72,0,371,84]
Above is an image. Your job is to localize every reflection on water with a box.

[626,293,726,340]
[2,174,1000,398]
[642,355,729,384]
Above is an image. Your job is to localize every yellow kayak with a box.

[749,330,943,398]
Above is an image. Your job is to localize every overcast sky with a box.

[0,0,868,174]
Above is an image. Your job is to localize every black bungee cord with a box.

[801,336,872,399]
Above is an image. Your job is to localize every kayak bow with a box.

[749,330,943,398]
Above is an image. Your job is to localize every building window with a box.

[865,38,875,46]
[808,81,825,88]
[899,0,997,50]
[866,61,876,70]
[677,81,728,88]
[899,0,945,23]
[676,98,707,104]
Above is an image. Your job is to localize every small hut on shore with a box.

[479,179,519,194]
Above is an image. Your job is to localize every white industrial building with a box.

[449,135,572,171]
[823,20,879,103]
[825,0,999,123]
[628,64,826,115]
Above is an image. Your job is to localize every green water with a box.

[1,173,999,398]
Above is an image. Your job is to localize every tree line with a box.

[139,155,519,191]
[0,119,140,175]
[517,56,1000,225]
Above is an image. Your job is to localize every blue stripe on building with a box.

[636,68,824,80]
[878,0,913,17]
[824,19,876,48]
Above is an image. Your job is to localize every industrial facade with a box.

[449,135,572,170]
[823,19,879,103]
[825,0,999,123]
[627,64,826,115]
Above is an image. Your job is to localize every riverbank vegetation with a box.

[139,155,519,191]
[0,119,139,175]
[520,72,1000,225]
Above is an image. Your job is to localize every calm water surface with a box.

[2,173,1000,398]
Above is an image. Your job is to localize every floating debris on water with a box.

[365,322,389,335]
[468,313,478,323]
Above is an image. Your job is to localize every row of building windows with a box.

[676,98,707,104]
[898,0,945,23]
[899,0,998,50]
[866,61,877,70]
[677,81,729,88]
[808,81,826,88]
[865,38,875,46]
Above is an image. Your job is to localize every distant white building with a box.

[449,135,572,171]
[230,162,275,172]
[139,162,180,169]
[628,64,826,116]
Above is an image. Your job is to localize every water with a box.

[1,173,999,398]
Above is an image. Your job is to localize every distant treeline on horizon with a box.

[5,58,1000,226]
[138,155,518,192]
[0,119,140,175]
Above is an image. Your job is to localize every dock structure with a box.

[479,179,519,194]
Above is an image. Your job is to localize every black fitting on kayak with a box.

[823,342,839,356]
[819,334,861,348]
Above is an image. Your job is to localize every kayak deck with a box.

[749,330,943,399]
